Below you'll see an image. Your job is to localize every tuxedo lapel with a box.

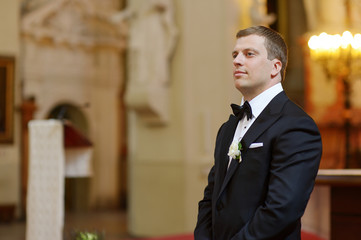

[217,92,288,199]
[217,115,239,188]
[242,92,288,150]
[218,158,238,199]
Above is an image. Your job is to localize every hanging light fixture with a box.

[307,29,361,168]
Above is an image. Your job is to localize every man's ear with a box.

[271,59,282,78]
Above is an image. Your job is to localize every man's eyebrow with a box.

[243,48,259,54]
[232,48,260,55]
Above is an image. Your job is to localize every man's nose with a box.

[233,55,243,66]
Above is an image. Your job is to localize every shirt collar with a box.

[241,83,283,118]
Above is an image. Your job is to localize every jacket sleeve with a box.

[194,121,229,240]
[194,165,215,240]
[232,116,322,240]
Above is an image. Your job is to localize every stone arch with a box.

[47,102,89,137]
[47,102,92,211]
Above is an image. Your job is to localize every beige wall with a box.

[0,0,20,210]
[127,0,243,236]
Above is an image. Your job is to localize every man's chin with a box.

[234,80,249,89]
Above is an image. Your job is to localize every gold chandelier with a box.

[308,31,361,58]
[308,31,361,79]
[307,30,361,168]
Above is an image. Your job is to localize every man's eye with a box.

[232,53,238,59]
[246,52,255,56]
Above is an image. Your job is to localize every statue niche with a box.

[112,0,178,125]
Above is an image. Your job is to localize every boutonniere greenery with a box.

[72,230,103,240]
[227,140,243,163]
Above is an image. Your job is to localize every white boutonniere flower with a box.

[228,140,243,163]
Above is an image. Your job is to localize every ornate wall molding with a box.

[21,0,126,50]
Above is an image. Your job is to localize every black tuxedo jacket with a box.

[194,92,322,240]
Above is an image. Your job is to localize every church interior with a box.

[1,0,361,239]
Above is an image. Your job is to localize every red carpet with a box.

[141,234,192,240]
[138,231,325,240]
[301,231,326,240]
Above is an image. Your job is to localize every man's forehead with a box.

[234,35,266,50]
[236,34,265,43]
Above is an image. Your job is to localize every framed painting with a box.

[0,56,14,143]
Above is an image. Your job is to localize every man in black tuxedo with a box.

[194,26,322,240]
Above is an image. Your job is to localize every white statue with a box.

[111,0,178,125]
[250,0,276,26]
[303,0,347,32]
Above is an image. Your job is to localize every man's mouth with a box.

[234,70,246,77]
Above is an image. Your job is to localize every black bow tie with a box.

[231,101,253,120]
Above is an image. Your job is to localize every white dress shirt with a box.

[228,83,284,167]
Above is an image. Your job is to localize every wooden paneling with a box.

[316,173,361,240]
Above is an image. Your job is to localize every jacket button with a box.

[216,203,223,211]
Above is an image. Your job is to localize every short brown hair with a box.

[236,26,288,81]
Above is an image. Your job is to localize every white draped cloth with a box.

[26,120,65,240]
[65,147,93,177]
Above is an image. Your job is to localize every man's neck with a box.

[242,83,283,104]
[242,81,282,101]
